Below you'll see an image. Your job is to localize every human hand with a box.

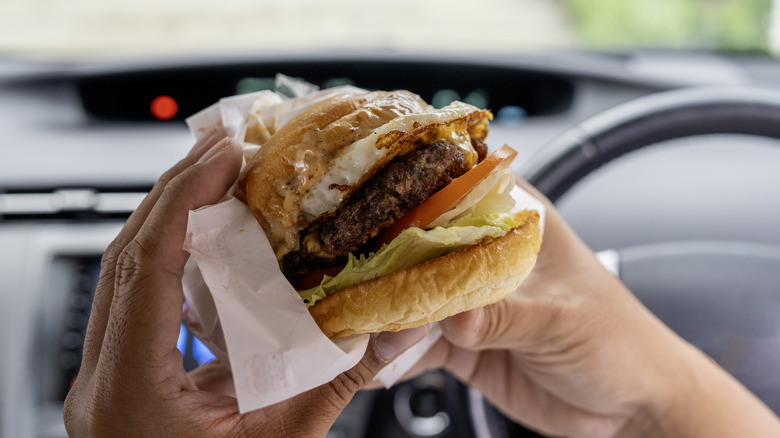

[63,132,428,437]
[403,180,780,437]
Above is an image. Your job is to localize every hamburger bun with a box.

[310,210,541,338]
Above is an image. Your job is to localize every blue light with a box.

[176,323,187,356]
[496,106,527,124]
[192,336,216,365]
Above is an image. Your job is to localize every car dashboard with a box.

[2,51,780,438]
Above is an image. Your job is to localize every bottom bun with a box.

[309,211,542,338]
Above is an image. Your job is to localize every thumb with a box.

[441,304,499,349]
[291,325,430,433]
[327,325,430,406]
[440,298,526,350]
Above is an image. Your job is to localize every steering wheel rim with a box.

[519,86,780,202]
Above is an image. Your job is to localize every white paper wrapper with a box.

[183,197,369,412]
[181,79,546,413]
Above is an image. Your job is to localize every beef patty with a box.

[282,140,469,276]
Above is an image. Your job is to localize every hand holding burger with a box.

[377,180,780,437]
[63,133,429,437]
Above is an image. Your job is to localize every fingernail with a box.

[197,137,231,164]
[375,325,429,361]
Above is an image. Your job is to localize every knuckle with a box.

[326,366,368,406]
[155,171,195,213]
[98,243,126,286]
[452,319,482,348]
[101,239,124,265]
[160,171,189,200]
[457,301,510,348]
[99,239,126,274]
[114,239,152,288]
[482,300,510,344]
[155,168,177,191]
[482,302,505,341]
[154,156,196,195]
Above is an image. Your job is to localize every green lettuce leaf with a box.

[298,212,522,307]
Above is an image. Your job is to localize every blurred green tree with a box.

[564,0,774,53]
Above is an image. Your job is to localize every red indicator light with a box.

[150,95,178,120]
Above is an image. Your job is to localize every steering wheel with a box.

[443,86,780,438]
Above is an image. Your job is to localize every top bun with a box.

[237,90,429,259]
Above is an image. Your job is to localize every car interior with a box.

[2,1,780,437]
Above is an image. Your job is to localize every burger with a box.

[236,89,542,338]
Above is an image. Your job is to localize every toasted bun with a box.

[309,210,542,338]
[237,90,429,258]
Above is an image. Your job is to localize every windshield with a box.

[0,0,776,60]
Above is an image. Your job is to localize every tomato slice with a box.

[374,145,518,247]
[290,264,345,290]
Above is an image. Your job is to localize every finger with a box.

[188,360,236,397]
[440,292,552,351]
[442,304,501,349]
[100,138,243,367]
[324,326,430,407]
[364,336,452,390]
[81,129,226,374]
